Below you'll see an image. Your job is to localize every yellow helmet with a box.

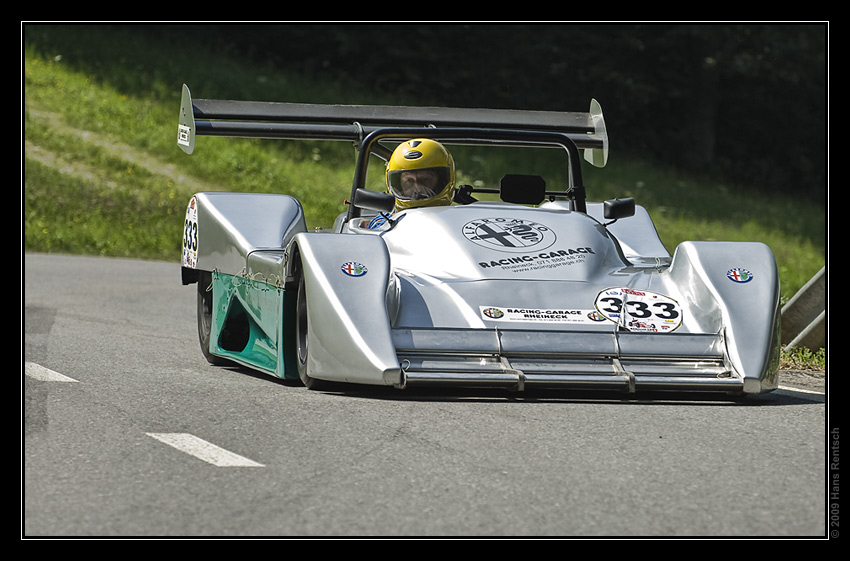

[386,139,455,211]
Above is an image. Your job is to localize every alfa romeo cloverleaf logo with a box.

[462,218,556,253]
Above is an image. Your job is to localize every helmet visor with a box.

[388,167,450,201]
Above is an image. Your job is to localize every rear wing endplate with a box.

[177,84,608,167]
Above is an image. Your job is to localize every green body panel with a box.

[210,272,295,380]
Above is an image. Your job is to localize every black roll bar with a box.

[347,127,588,221]
[177,84,606,220]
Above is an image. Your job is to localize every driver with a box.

[386,139,456,212]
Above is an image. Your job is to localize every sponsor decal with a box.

[478,247,594,268]
[177,124,191,147]
[463,217,556,253]
[593,287,683,333]
[341,262,368,277]
[182,196,198,269]
[477,247,595,273]
[481,307,504,319]
[587,311,607,322]
[479,306,602,325]
[726,267,753,283]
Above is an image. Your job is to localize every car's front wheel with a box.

[196,270,230,366]
[294,267,331,390]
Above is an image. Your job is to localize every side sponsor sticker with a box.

[177,124,192,148]
[480,306,606,325]
[593,287,683,333]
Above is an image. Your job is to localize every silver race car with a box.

[177,84,780,395]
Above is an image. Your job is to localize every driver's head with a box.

[386,139,455,211]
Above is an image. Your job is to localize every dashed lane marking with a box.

[146,433,264,467]
[25,362,79,383]
[24,363,264,466]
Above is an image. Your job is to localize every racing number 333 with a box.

[183,196,199,269]
[594,287,683,332]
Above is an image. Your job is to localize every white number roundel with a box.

[594,287,682,333]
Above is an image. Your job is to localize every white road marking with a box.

[25,362,79,383]
[146,433,264,467]
[777,385,825,396]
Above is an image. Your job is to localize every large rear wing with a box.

[177,84,608,167]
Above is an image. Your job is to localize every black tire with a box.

[294,267,331,390]
[196,270,231,366]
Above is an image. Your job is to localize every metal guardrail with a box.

[781,266,825,351]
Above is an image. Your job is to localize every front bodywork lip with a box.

[393,327,746,393]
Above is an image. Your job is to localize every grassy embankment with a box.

[22,27,825,370]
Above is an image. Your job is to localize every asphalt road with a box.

[23,253,828,538]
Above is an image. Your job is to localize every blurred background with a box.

[145,23,828,203]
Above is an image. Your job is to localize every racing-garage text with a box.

[478,247,595,268]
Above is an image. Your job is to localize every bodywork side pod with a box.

[181,191,306,280]
[180,192,306,380]
[666,241,781,393]
[288,232,401,386]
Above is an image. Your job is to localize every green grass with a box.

[23,25,826,368]
[781,347,826,372]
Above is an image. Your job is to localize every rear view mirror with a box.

[603,197,635,220]
[353,188,396,213]
[500,175,546,205]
